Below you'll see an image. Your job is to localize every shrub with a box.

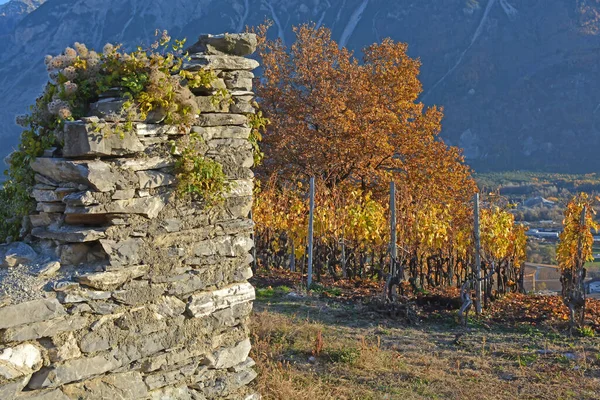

[0,30,225,242]
[578,326,596,338]
[327,347,360,364]
[174,133,229,205]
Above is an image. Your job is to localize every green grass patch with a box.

[309,283,343,297]
[256,285,293,299]
[326,347,361,364]
[577,326,596,338]
[517,353,539,367]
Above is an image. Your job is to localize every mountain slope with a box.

[0,0,46,36]
[0,0,599,172]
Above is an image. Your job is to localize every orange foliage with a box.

[255,24,474,200]
[251,24,525,295]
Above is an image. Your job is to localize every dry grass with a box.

[250,292,600,400]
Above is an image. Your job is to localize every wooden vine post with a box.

[307,176,315,288]
[572,206,587,329]
[474,193,483,315]
[390,181,397,277]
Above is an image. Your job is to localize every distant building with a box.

[585,278,600,296]
[523,196,556,208]
[525,229,559,239]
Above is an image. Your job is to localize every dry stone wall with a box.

[0,33,259,400]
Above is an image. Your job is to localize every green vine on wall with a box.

[247,104,269,166]
[0,30,231,242]
[173,133,229,205]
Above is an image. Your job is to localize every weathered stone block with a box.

[149,384,194,400]
[0,376,29,399]
[31,157,88,183]
[32,226,106,243]
[100,238,143,267]
[190,368,257,398]
[112,189,136,200]
[0,299,66,330]
[62,371,148,400]
[207,147,254,170]
[2,242,38,267]
[0,343,43,380]
[30,213,62,228]
[135,123,181,137]
[168,254,252,295]
[112,282,166,306]
[59,243,93,266]
[207,138,253,152]
[31,159,126,193]
[160,219,181,233]
[137,170,175,189]
[231,357,256,373]
[39,333,82,363]
[77,264,148,291]
[111,330,175,366]
[211,302,253,328]
[144,362,197,390]
[184,55,259,72]
[196,114,247,127]
[34,174,59,187]
[88,98,126,121]
[88,302,120,315]
[138,345,203,374]
[62,191,99,207]
[37,261,61,278]
[230,104,255,115]
[15,388,70,400]
[115,156,174,172]
[149,296,187,318]
[28,354,121,389]
[187,283,255,318]
[36,202,67,213]
[57,289,112,304]
[221,70,254,91]
[67,303,92,315]
[193,235,253,258]
[1,315,88,342]
[195,96,231,113]
[66,196,166,219]
[188,33,257,57]
[208,339,252,369]
[62,121,145,158]
[32,189,62,203]
[193,126,251,142]
[224,179,253,198]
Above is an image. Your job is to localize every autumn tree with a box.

[254,24,475,199]
[557,193,598,332]
[252,23,506,294]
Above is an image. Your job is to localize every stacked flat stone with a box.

[0,33,260,400]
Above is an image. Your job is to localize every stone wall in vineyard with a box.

[0,33,259,400]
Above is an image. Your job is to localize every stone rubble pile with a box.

[0,33,259,400]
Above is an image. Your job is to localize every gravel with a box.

[0,262,68,304]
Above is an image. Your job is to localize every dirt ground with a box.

[249,284,600,400]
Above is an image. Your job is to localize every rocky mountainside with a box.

[0,0,46,36]
[1,0,599,172]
